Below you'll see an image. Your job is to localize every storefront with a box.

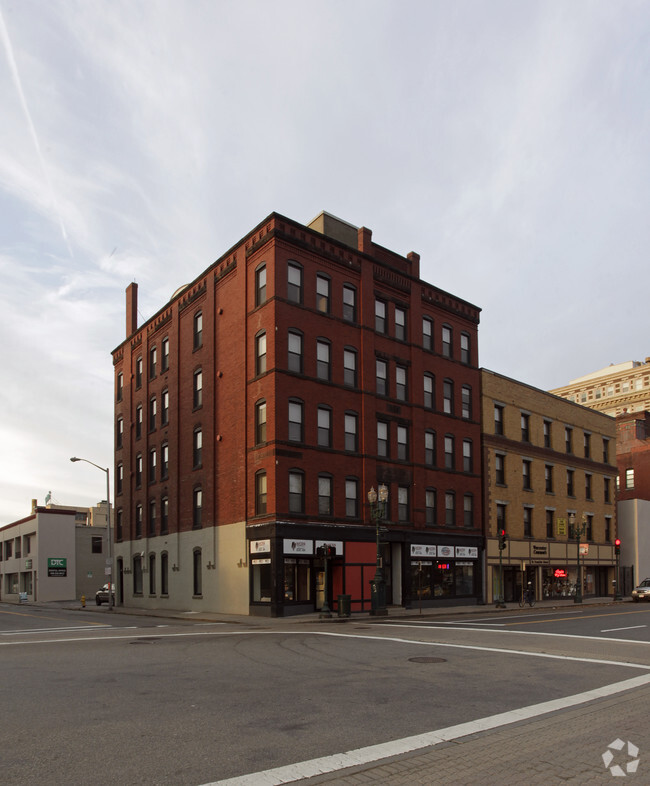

[407,544,480,607]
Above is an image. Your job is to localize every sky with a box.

[1,0,649,524]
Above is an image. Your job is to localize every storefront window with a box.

[410,562,433,599]
[284,559,311,602]
[455,563,474,595]
[433,562,454,597]
[252,560,272,602]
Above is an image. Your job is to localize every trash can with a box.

[337,594,351,618]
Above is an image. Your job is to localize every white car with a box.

[631,578,650,602]
[95,583,115,605]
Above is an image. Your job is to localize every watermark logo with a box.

[602,739,640,777]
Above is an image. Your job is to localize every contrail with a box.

[0,6,73,257]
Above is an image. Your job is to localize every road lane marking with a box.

[601,625,647,633]
[0,608,107,625]
[1,625,111,635]
[205,672,650,786]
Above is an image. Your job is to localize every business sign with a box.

[250,539,271,554]
[438,545,454,559]
[283,539,313,555]
[251,558,271,565]
[455,547,478,559]
[580,543,589,555]
[557,518,567,537]
[411,544,436,557]
[47,557,67,577]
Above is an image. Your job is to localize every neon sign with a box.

[554,569,567,578]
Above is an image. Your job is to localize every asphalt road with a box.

[2,603,649,785]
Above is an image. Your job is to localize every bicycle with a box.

[519,585,536,608]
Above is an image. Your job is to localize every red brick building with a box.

[112,211,483,616]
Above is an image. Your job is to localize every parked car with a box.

[631,578,650,602]
[95,583,115,605]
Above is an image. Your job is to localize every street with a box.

[1,602,649,784]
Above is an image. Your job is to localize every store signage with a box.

[47,557,67,577]
[455,547,478,559]
[532,544,549,556]
[580,543,589,555]
[251,558,271,565]
[556,518,567,537]
[413,560,433,567]
[554,569,568,578]
[283,539,313,555]
[25,559,32,569]
[250,540,271,554]
[315,540,342,555]
[438,545,454,558]
[411,544,436,557]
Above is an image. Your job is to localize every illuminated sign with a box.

[554,569,568,578]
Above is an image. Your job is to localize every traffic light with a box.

[498,529,507,550]
[615,538,621,555]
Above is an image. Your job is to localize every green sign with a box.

[48,557,67,577]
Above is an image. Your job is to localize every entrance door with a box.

[315,569,325,610]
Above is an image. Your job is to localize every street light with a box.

[70,457,113,610]
[568,512,587,604]
[367,484,388,616]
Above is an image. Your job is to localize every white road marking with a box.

[0,625,111,635]
[205,672,650,786]
[601,625,647,633]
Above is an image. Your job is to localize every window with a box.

[116,417,123,449]
[255,264,267,307]
[463,440,473,473]
[161,443,169,479]
[193,427,203,468]
[424,373,435,409]
[545,465,554,493]
[603,438,610,464]
[149,396,157,431]
[317,406,331,448]
[318,475,332,515]
[442,325,452,358]
[425,489,437,526]
[567,469,575,496]
[117,371,123,401]
[584,433,591,459]
[136,405,143,440]
[161,337,169,372]
[193,369,203,408]
[287,261,303,303]
[135,454,143,487]
[148,499,156,537]
[116,508,123,540]
[161,552,169,594]
[133,554,143,594]
[395,365,407,401]
[395,307,406,341]
[255,400,267,444]
[375,299,386,333]
[161,496,169,534]
[316,339,330,381]
[546,509,554,538]
[586,514,593,541]
[463,494,473,527]
[288,330,303,373]
[91,536,103,554]
[345,478,358,517]
[135,504,143,538]
[443,379,454,414]
[149,346,157,379]
[193,549,202,596]
[461,386,471,419]
[445,492,455,526]
[522,459,532,490]
[625,468,634,489]
[135,356,143,388]
[289,470,304,513]
[543,420,551,448]
[344,348,357,387]
[605,516,612,542]
[255,333,267,376]
[161,389,169,425]
[585,473,592,500]
[496,503,506,533]
[377,421,389,457]
[288,400,303,443]
[398,486,409,522]
[521,413,530,442]
[565,427,573,454]
[460,332,470,364]
[316,274,330,313]
[255,471,267,515]
[495,453,505,485]
[342,284,356,322]
[494,404,504,435]
[422,317,433,351]
[193,487,202,528]
[149,448,157,482]
[116,463,123,495]
[397,425,408,461]
[344,412,358,452]
[604,477,611,503]
[524,507,532,538]
[149,553,156,594]
[193,311,203,350]
[376,359,388,396]
[425,431,436,466]
[444,435,454,470]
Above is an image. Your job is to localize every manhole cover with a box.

[408,656,447,663]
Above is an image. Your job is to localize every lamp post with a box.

[367,484,388,616]
[568,512,587,604]
[71,457,113,610]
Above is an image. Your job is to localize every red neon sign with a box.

[554,569,567,578]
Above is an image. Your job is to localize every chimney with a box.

[357,226,372,254]
[126,282,138,338]
[31,499,37,513]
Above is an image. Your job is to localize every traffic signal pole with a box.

[495,530,506,608]
[614,538,622,601]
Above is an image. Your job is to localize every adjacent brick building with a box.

[112,211,483,616]
[481,370,617,603]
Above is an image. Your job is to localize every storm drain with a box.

[408,656,447,663]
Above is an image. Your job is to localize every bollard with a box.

[81,595,86,608]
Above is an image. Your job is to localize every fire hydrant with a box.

[81,595,86,608]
